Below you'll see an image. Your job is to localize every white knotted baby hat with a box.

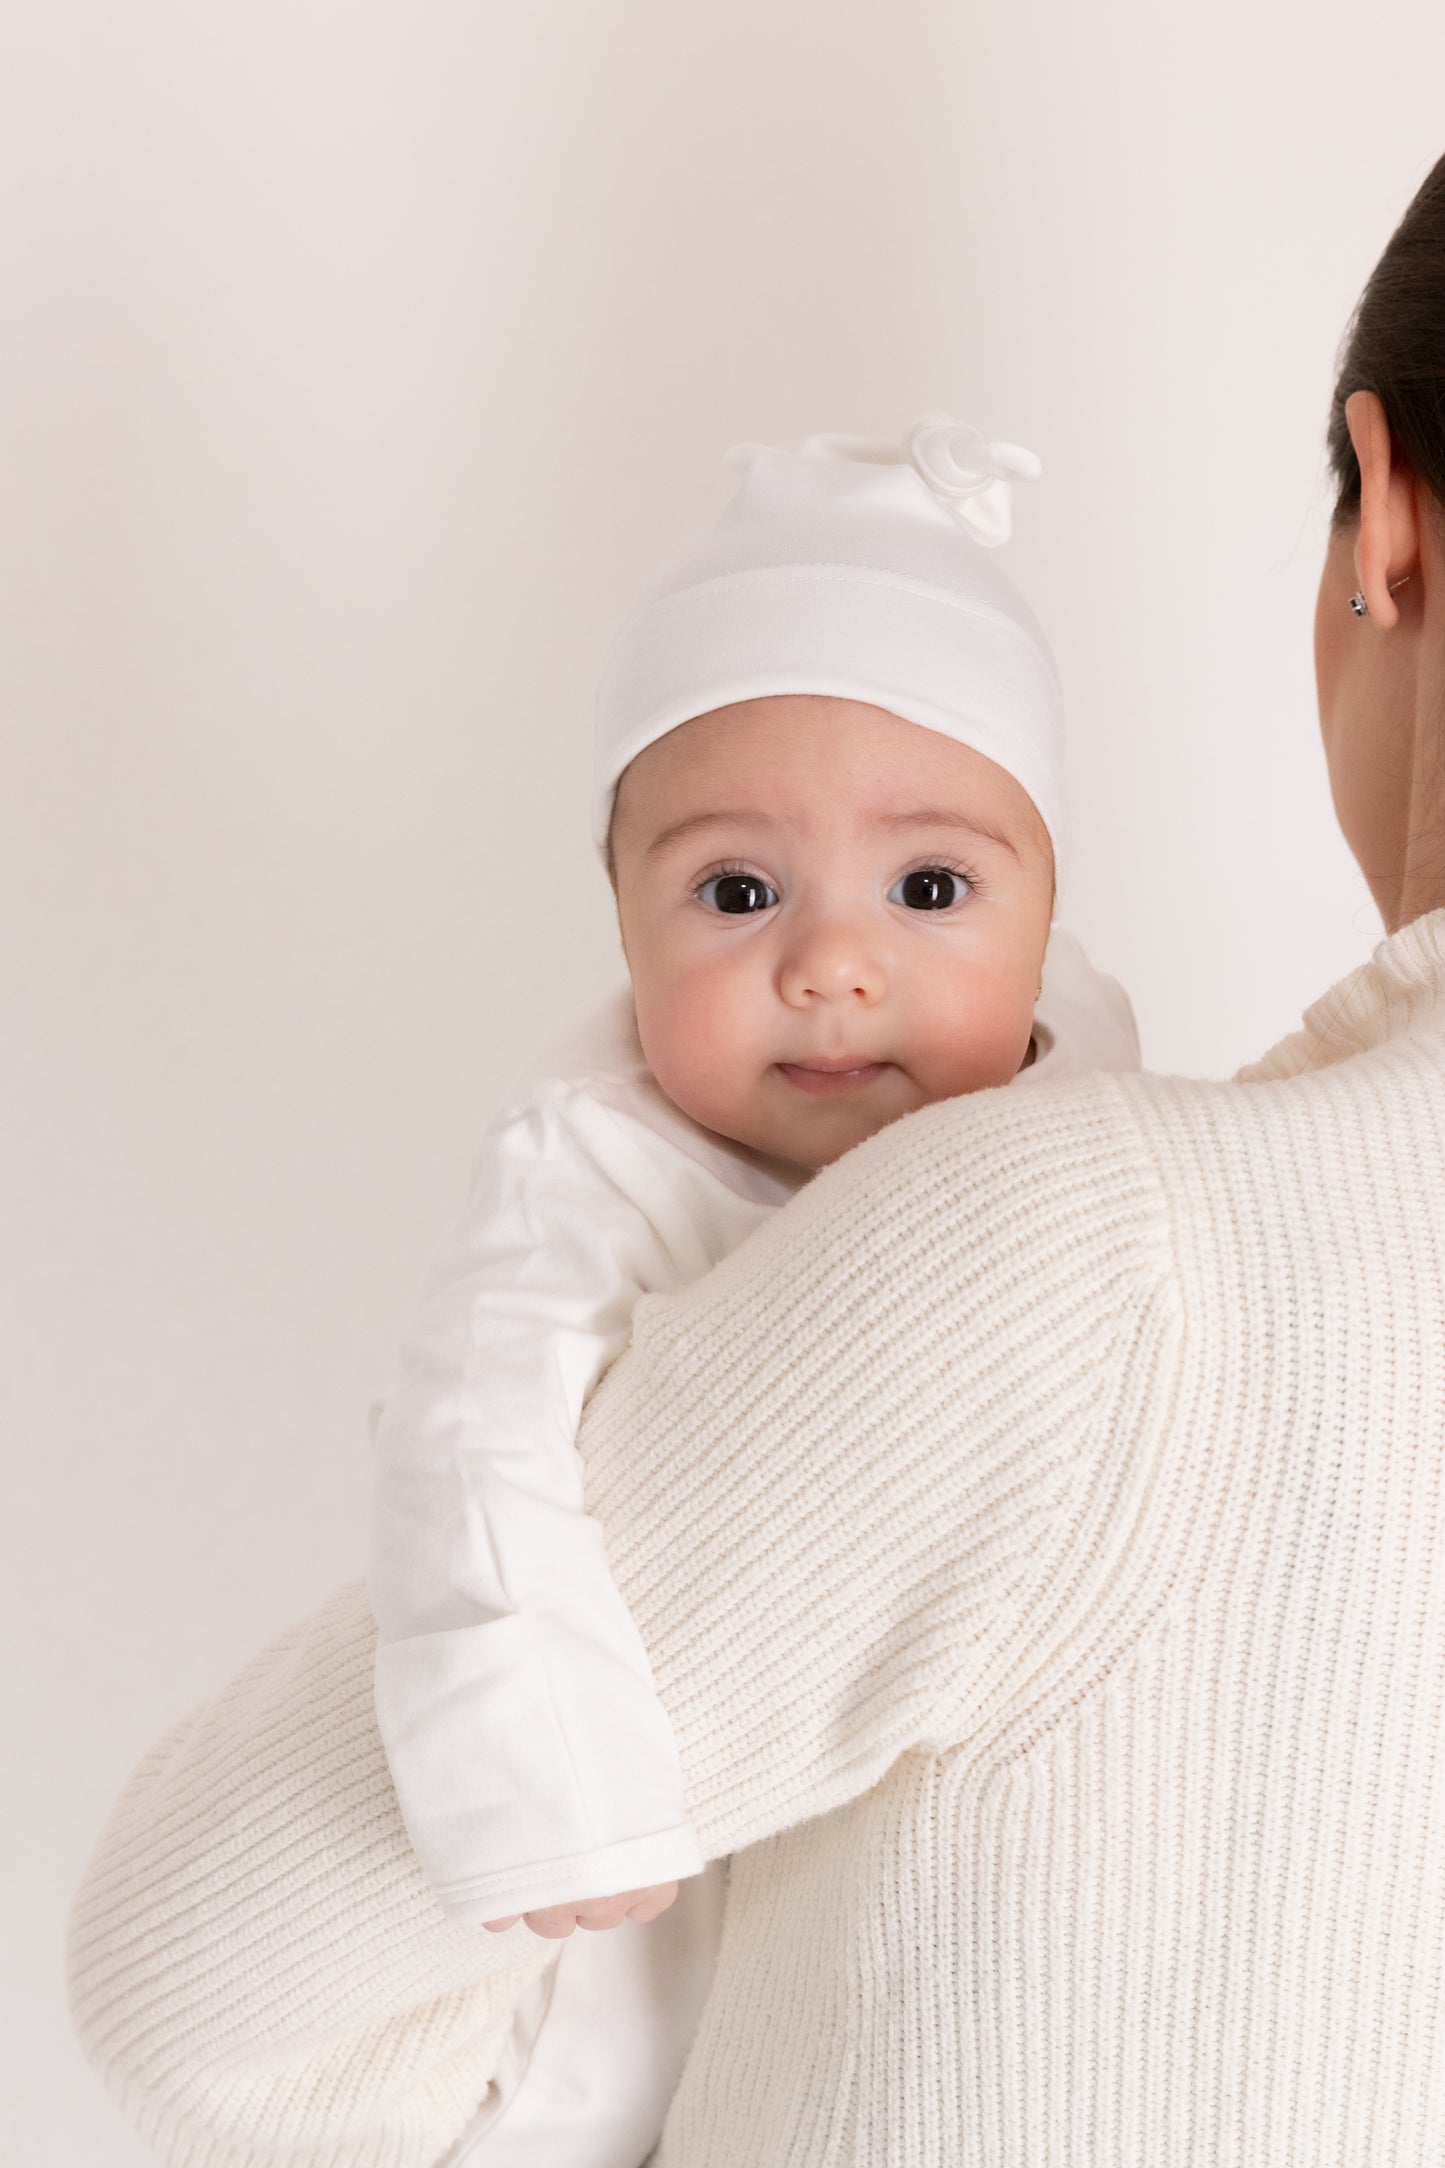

[593,416,1068,884]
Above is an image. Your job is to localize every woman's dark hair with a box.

[1329,151,1445,524]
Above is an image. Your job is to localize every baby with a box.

[368,419,1140,2166]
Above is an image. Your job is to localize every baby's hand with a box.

[482,1881,678,1938]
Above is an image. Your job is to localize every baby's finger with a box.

[519,1905,583,1938]
[575,1896,633,1930]
[623,1882,679,1924]
[482,1916,521,1933]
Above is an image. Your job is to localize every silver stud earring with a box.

[1348,574,1412,618]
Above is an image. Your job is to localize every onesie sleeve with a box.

[581,1069,1177,1859]
[368,1081,715,1923]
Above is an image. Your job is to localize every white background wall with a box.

[6,4,1445,2157]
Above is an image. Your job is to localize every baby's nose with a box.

[777,921,886,1007]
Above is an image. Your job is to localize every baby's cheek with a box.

[913,980,1037,1099]
[635,972,759,1133]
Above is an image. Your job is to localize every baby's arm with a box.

[369,1079,709,1930]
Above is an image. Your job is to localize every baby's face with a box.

[610,696,1055,1171]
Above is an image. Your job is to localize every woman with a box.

[69,160,1445,2165]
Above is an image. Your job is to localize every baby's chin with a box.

[659,1087,882,1174]
[691,1039,1040,1171]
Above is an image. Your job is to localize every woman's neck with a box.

[1392,862,1445,931]
[1389,715,1445,929]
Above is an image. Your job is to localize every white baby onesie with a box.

[369,926,1142,2168]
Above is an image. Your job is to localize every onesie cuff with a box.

[435,1824,708,1925]
[375,1609,706,1928]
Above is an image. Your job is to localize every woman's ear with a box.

[1346,389,1419,629]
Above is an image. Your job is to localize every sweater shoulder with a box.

[596,1069,1178,1462]
[1100,1027,1445,1283]
[825,1065,1176,1290]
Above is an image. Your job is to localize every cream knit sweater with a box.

[71,911,1445,2167]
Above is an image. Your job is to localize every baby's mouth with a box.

[774,1058,889,1098]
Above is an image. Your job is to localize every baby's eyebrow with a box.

[642,805,1023,861]
[644,811,774,858]
[877,809,1021,862]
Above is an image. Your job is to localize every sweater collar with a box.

[1239,906,1445,1084]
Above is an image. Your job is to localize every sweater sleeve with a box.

[68,1583,557,2168]
[581,1070,1174,1858]
[370,1081,715,1923]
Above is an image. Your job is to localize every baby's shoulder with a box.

[489,985,649,1112]
[541,986,652,1093]
[482,991,803,1216]
[481,989,658,1148]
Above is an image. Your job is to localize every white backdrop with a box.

[6,4,1445,2158]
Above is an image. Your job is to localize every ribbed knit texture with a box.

[68,1591,554,2168]
[70,912,1445,2166]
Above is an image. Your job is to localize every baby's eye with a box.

[697,871,779,915]
[889,866,971,911]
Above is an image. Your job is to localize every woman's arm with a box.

[68,1584,556,2168]
[69,1073,1172,2166]
[584,1069,1175,1858]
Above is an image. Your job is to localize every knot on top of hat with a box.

[905,416,1042,548]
